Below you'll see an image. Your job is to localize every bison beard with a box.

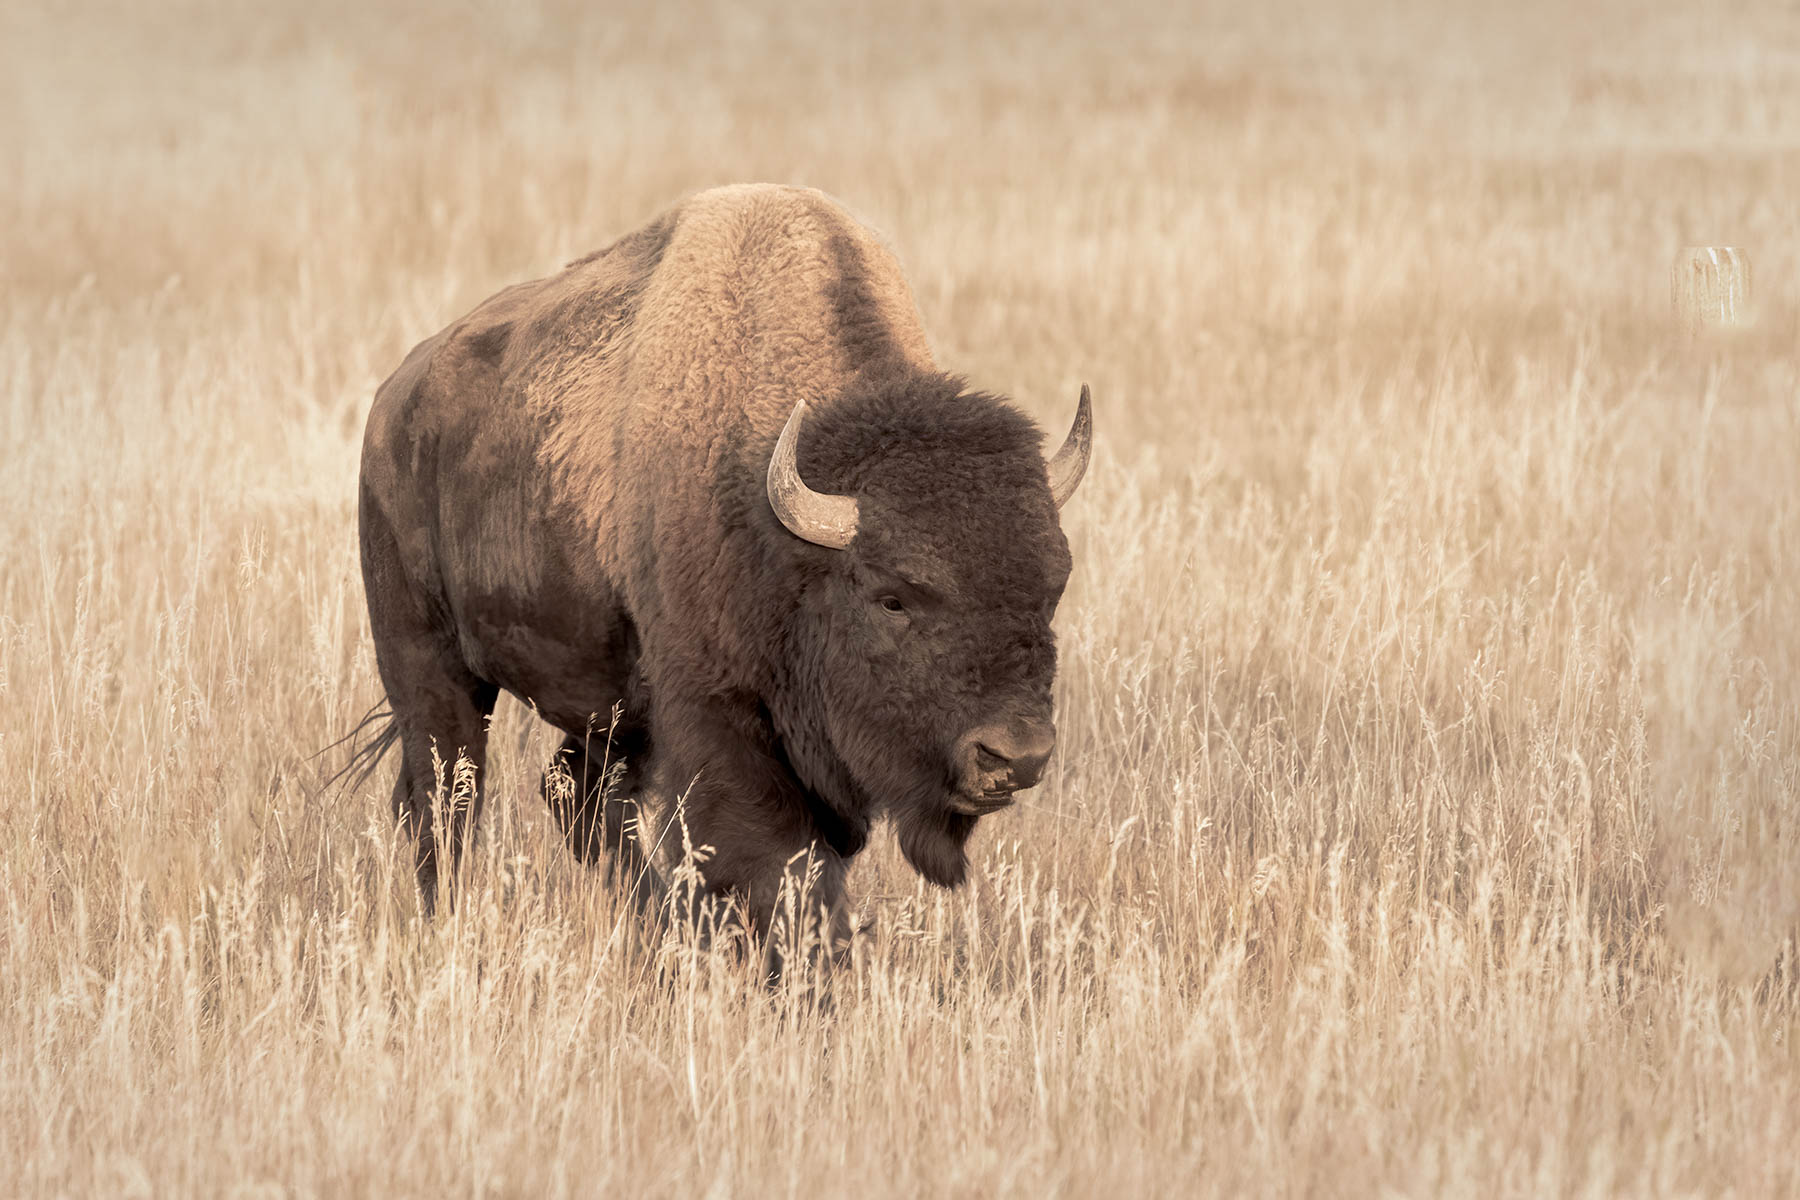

[896,807,981,888]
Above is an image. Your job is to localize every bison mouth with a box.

[947,720,1055,817]
[949,785,1021,816]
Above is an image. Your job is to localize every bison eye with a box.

[878,595,906,616]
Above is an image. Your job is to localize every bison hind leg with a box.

[543,721,663,913]
[386,680,499,919]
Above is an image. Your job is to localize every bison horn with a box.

[768,399,859,549]
[1046,384,1093,508]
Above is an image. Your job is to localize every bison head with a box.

[767,373,1090,886]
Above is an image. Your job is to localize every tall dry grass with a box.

[3,1,1797,1194]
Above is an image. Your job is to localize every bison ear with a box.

[768,399,860,549]
[1046,384,1092,508]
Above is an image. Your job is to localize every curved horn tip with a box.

[768,399,860,550]
[1046,384,1093,509]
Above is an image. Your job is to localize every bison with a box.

[357,184,1090,953]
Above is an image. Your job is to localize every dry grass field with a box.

[4,1,1798,1195]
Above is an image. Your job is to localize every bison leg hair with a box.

[384,682,498,917]
[647,698,858,982]
[543,727,664,915]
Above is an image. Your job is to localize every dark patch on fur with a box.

[526,208,681,400]
[464,321,511,364]
[824,232,906,373]
[607,209,677,329]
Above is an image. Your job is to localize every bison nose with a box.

[962,720,1057,794]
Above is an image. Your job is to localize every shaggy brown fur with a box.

[359,184,1083,954]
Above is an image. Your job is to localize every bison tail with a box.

[317,699,403,798]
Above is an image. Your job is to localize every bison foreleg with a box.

[645,700,860,984]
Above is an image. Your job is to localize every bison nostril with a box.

[1006,747,1052,790]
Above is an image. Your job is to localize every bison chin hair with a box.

[894,803,981,888]
[814,691,980,886]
